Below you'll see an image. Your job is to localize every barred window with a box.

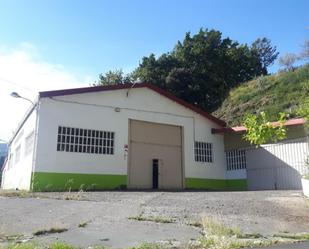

[25,131,35,156]
[226,149,246,170]
[56,126,114,155]
[194,141,213,163]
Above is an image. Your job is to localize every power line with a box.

[0,77,37,93]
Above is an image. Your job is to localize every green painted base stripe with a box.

[32,172,127,192]
[226,179,247,191]
[185,178,247,191]
[185,178,226,190]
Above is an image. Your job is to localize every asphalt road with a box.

[0,190,308,248]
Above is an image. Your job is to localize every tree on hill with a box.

[132,29,278,111]
[251,37,279,73]
[278,53,298,71]
[96,28,278,112]
[97,69,133,85]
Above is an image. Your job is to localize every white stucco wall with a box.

[1,108,37,190]
[34,87,226,180]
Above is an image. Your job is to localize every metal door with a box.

[128,120,183,189]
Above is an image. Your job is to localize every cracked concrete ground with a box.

[0,190,309,248]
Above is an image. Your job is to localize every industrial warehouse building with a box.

[1,83,308,191]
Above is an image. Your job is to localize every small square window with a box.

[226,149,246,171]
[194,141,213,163]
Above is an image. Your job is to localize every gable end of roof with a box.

[39,83,226,127]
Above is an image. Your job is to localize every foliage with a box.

[296,100,309,127]
[96,28,278,113]
[242,112,287,146]
[131,29,277,112]
[213,64,309,125]
[97,69,133,85]
[251,37,279,71]
[278,53,299,71]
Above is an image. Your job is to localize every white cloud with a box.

[0,43,90,141]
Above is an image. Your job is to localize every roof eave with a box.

[212,118,306,134]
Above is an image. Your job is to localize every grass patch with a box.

[4,242,75,249]
[78,221,88,228]
[273,233,309,240]
[0,190,32,198]
[236,233,264,239]
[62,190,84,201]
[213,64,309,126]
[197,236,277,249]
[202,217,241,237]
[33,227,68,236]
[128,215,174,224]
[128,242,163,249]
[6,242,39,249]
[49,242,75,249]
[197,217,309,249]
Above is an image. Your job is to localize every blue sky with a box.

[0,0,308,140]
[0,0,308,79]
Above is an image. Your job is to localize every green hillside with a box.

[213,64,309,126]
